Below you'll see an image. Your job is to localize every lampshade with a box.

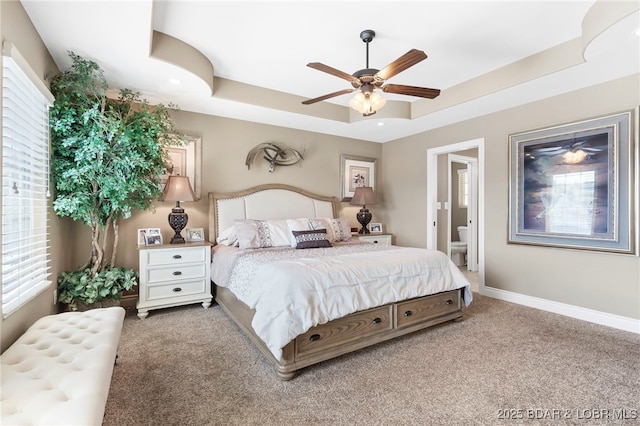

[350,187,377,234]
[160,175,196,244]
[160,175,196,202]
[350,186,378,206]
[349,91,386,116]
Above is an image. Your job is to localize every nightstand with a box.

[351,233,393,245]
[137,241,212,319]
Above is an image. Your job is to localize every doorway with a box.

[448,154,478,272]
[426,138,485,291]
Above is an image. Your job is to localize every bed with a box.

[208,184,472,380]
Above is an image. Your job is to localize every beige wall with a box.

[382,73,640,320]
[0,0,64,352]
[69,111,383,271]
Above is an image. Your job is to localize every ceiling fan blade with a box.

[375,49,428,81]
[382,84,441,99]
[302,88,356,105]
[307,62,361,86]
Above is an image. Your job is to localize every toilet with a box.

[451,226,468,266]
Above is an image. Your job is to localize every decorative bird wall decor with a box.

[245,142,304,172]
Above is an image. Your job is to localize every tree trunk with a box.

[110,218,119,268]
[101,216,112,272]
[90,225,103,277]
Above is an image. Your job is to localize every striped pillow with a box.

[291,229,332,249]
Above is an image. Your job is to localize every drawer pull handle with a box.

[372,317,382,324]
[309,334,321,342]
[446,299,453,305]
[173,271,182,276]
[172,287,182,292]
[373,240,378,244]
[404,310,412,317]
[173,254,182,259]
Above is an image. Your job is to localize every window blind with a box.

[457,168,469,208]
[2,55,52,317]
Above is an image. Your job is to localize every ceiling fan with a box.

[302,29,440,116]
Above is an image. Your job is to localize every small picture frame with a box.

[186,227,205,242]
[137,228,148,247]
[138,228,162,246]
[370,223,382,233]
[145,233,163,246]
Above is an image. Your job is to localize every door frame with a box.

[426,138,485,287]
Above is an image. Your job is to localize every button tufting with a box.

[1,307,125,425]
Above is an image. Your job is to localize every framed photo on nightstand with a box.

[370,223,382,233]
[145,230,163,246]
[186,227,205,242]
[138,228,162,246]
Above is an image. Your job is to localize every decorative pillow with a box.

[291,229,332,249]
[234,219,291,249]
[322,217,352,242]
[216,225,238,246]
[286,217,352,246]
[286,218,317,247]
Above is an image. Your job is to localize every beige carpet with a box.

[104,293,639,425]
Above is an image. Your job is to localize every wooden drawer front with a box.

[146,279,207,301]
[295,305,392,357]
[145,247,206,266]
[146,264,206,283]
[396,291,460,328]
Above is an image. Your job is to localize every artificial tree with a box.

[50,52,184,309]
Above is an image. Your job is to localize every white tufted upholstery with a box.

[1,307,125,425]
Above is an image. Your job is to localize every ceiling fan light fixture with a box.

[349,90,386,116]
[303,29,439,109]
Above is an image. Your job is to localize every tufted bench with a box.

[1,307,126,425]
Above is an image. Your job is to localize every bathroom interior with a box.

[447,154,479,292]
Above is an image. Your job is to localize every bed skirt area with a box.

[214,285,466,380]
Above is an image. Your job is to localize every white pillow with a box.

[323,217,352,242]
[216,225,238,246]
[234,219,292,249]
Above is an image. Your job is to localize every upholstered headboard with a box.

[208,184,339,243]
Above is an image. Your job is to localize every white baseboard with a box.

[480,286,640,334]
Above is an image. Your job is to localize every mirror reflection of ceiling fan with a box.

[302,29,441,116]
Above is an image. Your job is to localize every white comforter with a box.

[212,243,472,361]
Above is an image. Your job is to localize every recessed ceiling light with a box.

[377,122,384,126]
[169,78,181,85]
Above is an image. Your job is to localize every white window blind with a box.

[457,168,469,208]
[2,55,52,317]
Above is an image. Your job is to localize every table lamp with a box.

[350,186,378,234]
[160,175,196,243]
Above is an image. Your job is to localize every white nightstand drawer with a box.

[355,234,392,245]
[145,263,206,283]
[146,279,207,301]
[145,247,206,266]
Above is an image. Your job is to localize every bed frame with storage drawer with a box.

[209,184,467,380]
[215,285,464,380]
